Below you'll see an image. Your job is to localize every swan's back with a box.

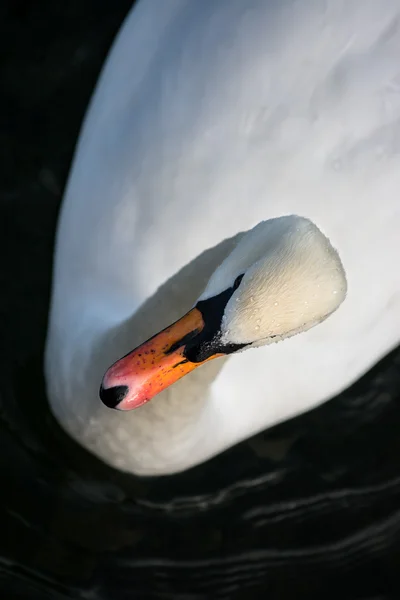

[47,0,400,452]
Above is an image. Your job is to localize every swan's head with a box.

[100,215,347,410]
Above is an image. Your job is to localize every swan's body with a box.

[45,0,400,475]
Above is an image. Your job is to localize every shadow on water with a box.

[1,2,400,598]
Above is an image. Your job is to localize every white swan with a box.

[45,0,400,476]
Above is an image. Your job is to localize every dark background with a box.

[1,2,400,598]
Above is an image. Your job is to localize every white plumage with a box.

[45,0,400,475]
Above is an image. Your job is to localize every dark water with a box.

[1,2,400,598]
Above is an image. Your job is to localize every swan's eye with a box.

[233,274,244,290]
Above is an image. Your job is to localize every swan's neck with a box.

[47,236,240,475]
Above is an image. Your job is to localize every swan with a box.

[45,0,400,476]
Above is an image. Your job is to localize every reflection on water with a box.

[2,2,400,598]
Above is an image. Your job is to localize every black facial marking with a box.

[184,274,249,363]
[172,358,189,368]
[165,328,201,355]
[233,273,244,290]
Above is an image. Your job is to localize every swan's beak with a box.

[99,308,221,410]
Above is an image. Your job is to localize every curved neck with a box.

[50,234,242,475]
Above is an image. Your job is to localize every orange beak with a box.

[100,308,222,410]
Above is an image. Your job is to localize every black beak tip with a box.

[99,383,129,409]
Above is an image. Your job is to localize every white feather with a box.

[45,0,400,475]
